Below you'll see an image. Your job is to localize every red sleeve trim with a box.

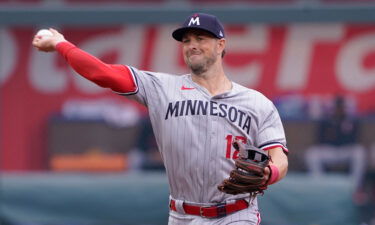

[113,66,139,96]
[260,142,288,154]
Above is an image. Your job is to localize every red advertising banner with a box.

[1,24,375,170]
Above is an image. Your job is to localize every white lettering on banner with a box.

[337,32,375,91]
[224,25,268,87]
[71,27,143,94]
[0,29,17,85]
[29,45,68,93]
[277,24,344,90]
[151,25,189,75]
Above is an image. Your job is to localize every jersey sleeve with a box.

[118,66,169,107]
[256,99,288,153]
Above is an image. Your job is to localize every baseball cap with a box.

[172,13,225,42]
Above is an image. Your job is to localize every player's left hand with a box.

[218,141,271,195]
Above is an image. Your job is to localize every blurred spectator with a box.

[305,96,366,191]
[273,93,307,120]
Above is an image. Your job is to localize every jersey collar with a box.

[184,74,244,99]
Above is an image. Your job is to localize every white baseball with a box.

[36,29,53,37]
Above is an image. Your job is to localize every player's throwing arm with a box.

[32,28,137,93]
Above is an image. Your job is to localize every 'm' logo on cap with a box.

[188,16,200,26]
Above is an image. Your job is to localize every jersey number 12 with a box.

[225,135,247,159]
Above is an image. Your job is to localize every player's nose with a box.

[187,39,199,49]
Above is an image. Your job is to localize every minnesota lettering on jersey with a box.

[165,100,251,134]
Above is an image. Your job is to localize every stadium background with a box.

[1,0,375,224]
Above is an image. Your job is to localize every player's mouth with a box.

[188,52,202,61]
[187,50,202,57]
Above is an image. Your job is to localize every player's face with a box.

[181,30,223,75]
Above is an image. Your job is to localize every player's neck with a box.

[191,65,231,96]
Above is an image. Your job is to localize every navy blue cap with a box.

[172,13,225,42]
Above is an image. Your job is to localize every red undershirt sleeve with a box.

[55,41,137,93]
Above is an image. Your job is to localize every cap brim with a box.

[172,27,219,42]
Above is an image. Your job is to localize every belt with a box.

[169,199,249,218]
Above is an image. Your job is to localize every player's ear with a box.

[217,38,226,57]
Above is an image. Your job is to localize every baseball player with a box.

[32,13,288,225]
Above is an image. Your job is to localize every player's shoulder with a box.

[232,82,277,115]
[128,66,187,81]
[233,82,273,103]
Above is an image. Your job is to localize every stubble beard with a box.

[186,52,217,76]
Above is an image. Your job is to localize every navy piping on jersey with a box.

[258,141,288,154]
[116,66,139,96]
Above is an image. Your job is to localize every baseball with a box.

[36,29,53,37]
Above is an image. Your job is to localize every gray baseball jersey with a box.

[121,66,288,205]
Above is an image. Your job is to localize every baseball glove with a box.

[218,141,270,195]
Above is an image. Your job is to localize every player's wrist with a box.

[55,41,76,55]
[267,165,280,185]
[53,39,67,48]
